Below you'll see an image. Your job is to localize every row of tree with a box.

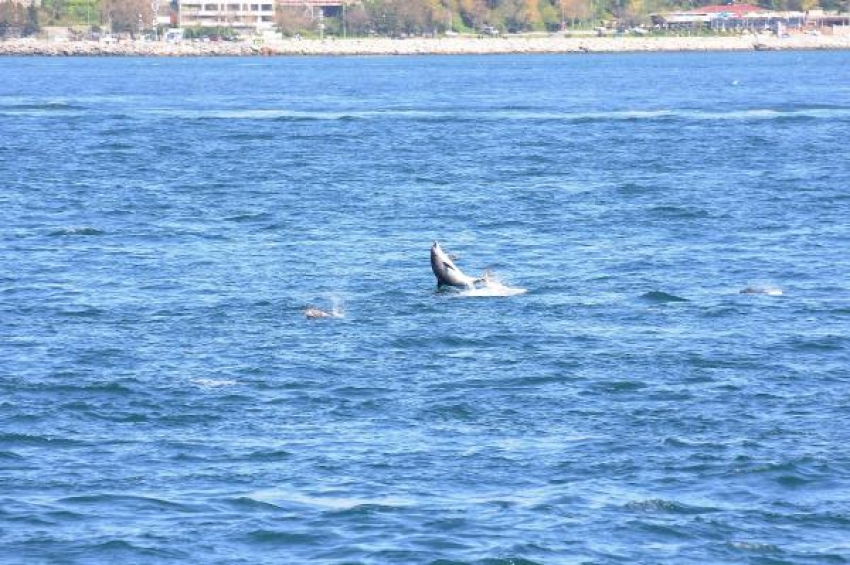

[1,0,171,35]
[2,0,848,38]
[1,0,39,35]
[276,0,845,37]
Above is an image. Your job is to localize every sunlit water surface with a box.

[1,52,849,564]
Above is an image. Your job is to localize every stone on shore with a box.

[1,33,849,57]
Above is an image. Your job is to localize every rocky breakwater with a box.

[2,33,850,57]
[261,33,850,55]
[0,38,258,56]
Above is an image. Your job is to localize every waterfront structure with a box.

[177,0,276,31]
[176,0,344,33]
[652,4,806,33]
[278,0,343,14]
[805,9,850,33]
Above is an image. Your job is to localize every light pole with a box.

[561,0,565,32]
[589,0,595,31]
[151,0,159,40]
[317,8,324,39]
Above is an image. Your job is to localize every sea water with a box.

[1,52,849,564]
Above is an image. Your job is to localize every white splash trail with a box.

[460,275,527,297]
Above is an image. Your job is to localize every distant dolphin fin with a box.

[443,261,457,271]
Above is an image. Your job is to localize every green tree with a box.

[24,0,38,33]
[457,0,489,29]
[43,0,67,23]
[1,0,24,35]
[537,0,558,29]
[67,0,98,24]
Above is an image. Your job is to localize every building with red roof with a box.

[697,4,770,17]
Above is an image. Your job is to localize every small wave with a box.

[593,379,648,393]
[43,509,87,523]
[49,381,135,395]
[244,448,292,462]
[146,105,850,124]
[247,489,413,511]
[79,539,189,560]
[728,540,783,554]
[92,142,135,151]
[467,557,543,565]
[648,205,710,219]
[191,378,238,388]
[0,432,83,447]
[0,100,86,116]
[270,111,363,122]
[58,493,200,513]
[247,530,322,544]
[787,335,845,352]
[152,108,369,121]
[640,290,688,303]
[59,305,105,318]
[776,474,811,487]
[429,107,850,123]
[90,540,138,552]
[223,496,289,512]
[569,107,850,122]
[1,100,83,110]
[662,437,726,449]
[49,226,105,236]
[222,132,276,141]
[222,211,275,223]
[625,498,717,515]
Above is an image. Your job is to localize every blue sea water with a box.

[1,51,849,564]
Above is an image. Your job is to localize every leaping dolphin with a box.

[430,241,484,289]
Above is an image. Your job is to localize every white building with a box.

[178,0,276,31]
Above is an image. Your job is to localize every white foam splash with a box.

[740,284,783,296]
[191,378,237,388]
[329,295,346,317]
[303,295,346,319]
[460,274,527,297]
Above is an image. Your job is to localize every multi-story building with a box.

[176,0,346,33]
[177,0,276,32]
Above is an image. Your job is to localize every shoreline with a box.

[2,33,850,56]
